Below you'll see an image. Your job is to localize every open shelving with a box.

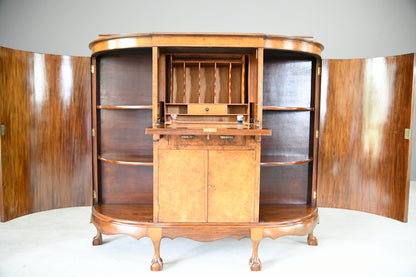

[89,34,322,271]
[93,49,154,208]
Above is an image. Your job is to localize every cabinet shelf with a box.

[97,105,152,110]
[93,203,317,226]
[98,154,153,166]
[260,155,313,166]
[263,106,314,111]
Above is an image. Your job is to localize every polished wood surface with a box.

[92,203,317,226]
[98,52,152,105]
[146,124,271,136]
[158,150,207,222]
[90,35,321,270]
[260,156,313,166]
[0,46,91,221]
[263,56,314,108]
[99,162,152,204]
[208,150,256,222]
[262,111,312,157]
[98,154,153,166]
[260,164,311,205]
[99,109,153,156]
[318,54,415,222]
[89,33,323,57]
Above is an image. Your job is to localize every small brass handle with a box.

[181,135,195,139]
[220,135,234,140]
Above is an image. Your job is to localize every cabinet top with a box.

[89,33,324,56]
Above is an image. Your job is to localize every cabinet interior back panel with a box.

[98,109,153,156]
[262,111,312,157]
[99,162,153,204]
[260,164,312,205]
[98,53,152,105]
[263,57,313,107]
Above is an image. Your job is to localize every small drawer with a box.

[188,104,227,115]
[169,135,246,146]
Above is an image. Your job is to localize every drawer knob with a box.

[205,107,209,111]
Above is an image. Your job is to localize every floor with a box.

[1,183,416,277]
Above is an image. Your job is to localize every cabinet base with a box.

[91,204,318,271]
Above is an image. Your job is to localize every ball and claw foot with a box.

[92,232,102,246]
[150,257,163,271]
[307,233,318,246]
[249,256,262,271]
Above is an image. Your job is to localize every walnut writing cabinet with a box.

[1,33,413,271]
[89,33,322,271]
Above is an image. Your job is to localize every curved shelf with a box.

[98,154,153,166]
[97,105,152,110]
[262,106,314,111]
[260,155,313,166]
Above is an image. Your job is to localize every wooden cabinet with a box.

[88,33,320,271]
[158,149,207,222]
[157,148,256,223]
[207,150,256,222]
[0,33,414,271]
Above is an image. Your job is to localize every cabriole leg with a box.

[249,228,263,271]
[149,228,163,271]
[92,227,102,246]
[307,232,318,246]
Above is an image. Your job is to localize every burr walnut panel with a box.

[158,150,207,222]
[208,150,256,222]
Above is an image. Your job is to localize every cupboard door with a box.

[0,47,92,222]
[318,54,415,222]
[158,149,207,222]
[208,150,256,222]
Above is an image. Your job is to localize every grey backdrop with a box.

[1,0,416,178]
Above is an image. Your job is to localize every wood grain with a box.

[318,54,415,222]
[0,46,92,221]
[260,164,312,205]
[157,150,207,222]
[98,109,153,156]
[98,52,152,106]
[0,47,31,221]
[89,33,323,57]
[208,150,256,222]
[99,162,153,204]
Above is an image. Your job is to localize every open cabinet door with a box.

[0,46,92,222]
[318,54,415,222]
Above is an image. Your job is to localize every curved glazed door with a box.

[0,47,92,222]
[318,54,415,222]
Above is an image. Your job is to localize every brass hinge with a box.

[92,128,95,137]
[93,190,97,199]
[405,128,411,140]
[316,130,319,138]
[0,125,4,136]
[317,67,321,76]
[313,191,317,199]
[91,65,95,74]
